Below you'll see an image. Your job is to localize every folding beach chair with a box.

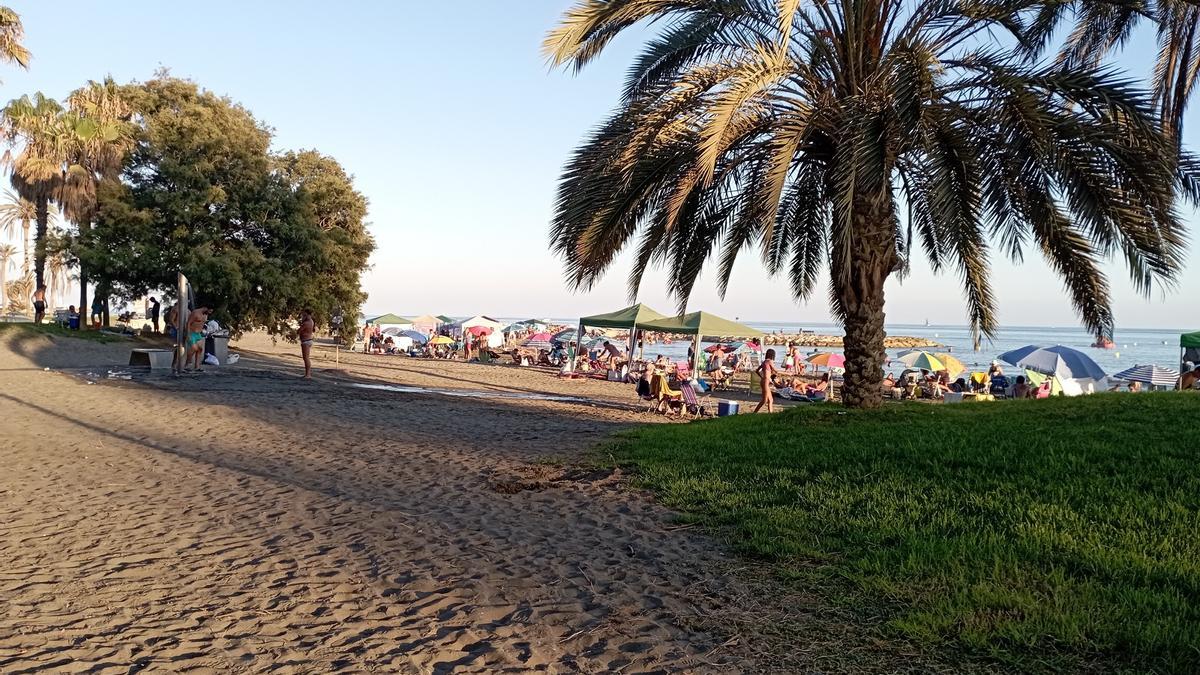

[649,372,683,415]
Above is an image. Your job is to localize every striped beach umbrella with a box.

[896,350,946,372]
[1112,364,1179,387]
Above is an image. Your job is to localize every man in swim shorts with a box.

[298,308,315,379]
[185,306,212,371]
[32,285,46,324]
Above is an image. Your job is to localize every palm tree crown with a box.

[545,0,1196,408]
[0,7,30,74]
[0,187,54,277]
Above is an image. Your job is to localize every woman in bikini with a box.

[298,309,315,379]
[754,348,778,413]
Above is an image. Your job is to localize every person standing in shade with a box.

[90,295,104,328]
[148,296,161,333]
[298,308,315,380]
[754,348,778,413]
[32,285,46,324]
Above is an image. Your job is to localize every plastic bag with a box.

[226,353,240,365]
[204,353,220,366]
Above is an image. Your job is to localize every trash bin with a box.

[206,335,230,365]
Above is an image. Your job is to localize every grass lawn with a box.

[0,321,127,343]
[609,393,1200,671]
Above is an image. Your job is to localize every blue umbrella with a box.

[1004,345,1106,380]
[552,329,579,344]
[1112,364,1178,387]
[998,344,1043,367]
[400,330,428,344]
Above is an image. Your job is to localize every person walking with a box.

[32,285,46,324]
[298,309,315,380]
[754,348,778,413]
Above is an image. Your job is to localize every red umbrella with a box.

[467,326,492,337]
[525,332,552,343]
[705,343,733,353]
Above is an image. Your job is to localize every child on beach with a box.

[754,348,777,413]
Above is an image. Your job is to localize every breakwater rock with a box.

[758,334,941,349]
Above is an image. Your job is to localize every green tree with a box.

[545,0,1195,408]
[78,77,372,335]
[0,7,30,75]
[274,150,375,341]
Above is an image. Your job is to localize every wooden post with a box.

[173,272,188,374]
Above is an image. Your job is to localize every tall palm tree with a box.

[0,7,31,75]
[62,78,134,326]
[545,0,1195,408]
[46,249,67,306]
[1025,0,1200,143]
[1,92,71,292]
[0,188,55,277]
[0,241,15,307]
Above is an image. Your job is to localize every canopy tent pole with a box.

[626,327,636,366]
[692,334,701,378]
[572,319,584,372]
[173,272,188,375]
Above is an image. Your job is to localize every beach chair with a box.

[1035,380,1053,398]
[649,372,682,415]
[679,381,706,418]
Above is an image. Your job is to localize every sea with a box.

[509,319,1192,377]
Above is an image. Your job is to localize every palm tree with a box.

[545,0,1194,408]
[0,188,55,277]
[0,241,15,307]
[62,79,134,327]
[46,249,67,306]
[1025,0,1200,142]
[2,92,70,292]
[0,7,31,74]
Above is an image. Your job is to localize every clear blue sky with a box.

[4,1,1196,328]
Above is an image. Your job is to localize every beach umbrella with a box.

[896,350,946,372]
[1112,364,1179,387]
[705,343,735,353]
[582,336,610,350]
[1004,345,1106,380]
[807,352,845,368]
[428,335,455,346]
[1024,369,1063,396]
[933,353,967,378]
[467,325,492,337]
[998,344,1044,367]
[523,332,552,344]
[400,330,428,344]
[523,339,553,351]
[552,328,579,343]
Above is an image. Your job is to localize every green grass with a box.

[609,393,1200,671]
[0,321,126,343]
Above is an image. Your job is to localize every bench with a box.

[129,348,174,370]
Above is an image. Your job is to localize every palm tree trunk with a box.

[78,265,87,330]
[21,218,30,278]
[835,200,896,409]
[33,196,48,290]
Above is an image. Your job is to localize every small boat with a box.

[1091,336,1116,349]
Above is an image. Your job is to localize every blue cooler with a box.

[68,316,80,330]
[717,400,739,417]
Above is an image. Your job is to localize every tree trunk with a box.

[21,219,30,278]
[78,265,87,331]
[834,198,896,409]
[33,197,48,290]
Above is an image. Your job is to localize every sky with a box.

[3,1,1197,329]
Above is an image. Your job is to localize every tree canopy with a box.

[73,77,373,335]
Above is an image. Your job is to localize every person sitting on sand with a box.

[1012,375,1031,399]
[753,348,778,413]
[1180,365,1200,390]
[950,377,968,393]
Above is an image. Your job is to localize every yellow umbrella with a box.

[896,350,945,372]
[429,335,455,346]
[934,353,967,377]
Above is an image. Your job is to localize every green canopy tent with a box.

[636,311,764,375]
[1182,331,1200,388]
[365,313,413,326]
[572,303,665,368]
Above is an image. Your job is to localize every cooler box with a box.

[717,400,739,417]
[68,316,80,330]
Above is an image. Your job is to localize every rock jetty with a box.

[758,333,940,349]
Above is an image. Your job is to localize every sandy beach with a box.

[0,329,754,673]
[0,328,973,674]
